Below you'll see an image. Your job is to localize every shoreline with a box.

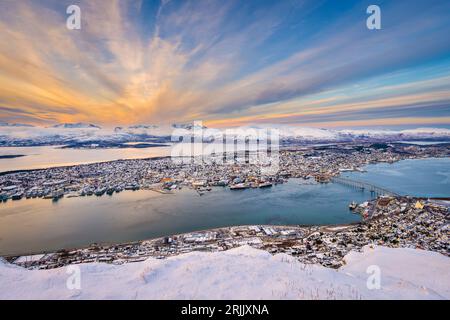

[1,221,362,258]
[4,195,449,270]
[1,153,448,199]
[1,140,448,175]
[0,155,173,176]
[1,144,448,264]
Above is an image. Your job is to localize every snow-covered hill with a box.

[0,245,448,299]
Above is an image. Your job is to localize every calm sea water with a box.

[0,143,269,172]
[0,145,172,172]
[0,157,448,256]
[342,158,450,197]
[0,179,368,256]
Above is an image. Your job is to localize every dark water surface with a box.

[0,158,448,256]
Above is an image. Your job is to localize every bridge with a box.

[330,176,400,197]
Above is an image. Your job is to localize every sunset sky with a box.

[0,0,450,129]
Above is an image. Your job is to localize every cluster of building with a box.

[1,143,448,201]
[7,196,448,270]
[2,142,448,269]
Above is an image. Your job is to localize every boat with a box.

[66,192,80,198]
[0,193,9,202]
[258,182,273,188]
[124,184,139,191]
[95,187,107,196]
[11,191,24,200]
[52,189,64,201]
[349,201,358,210]
[230,183,249,190]
[212,180,228,187]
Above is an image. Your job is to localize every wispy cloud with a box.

[0,0,449,128]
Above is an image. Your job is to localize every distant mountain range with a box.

[279,127,450,143]
[172,123,208,130]
[0,122,449,147]
[0,122,35,127]
[51,123,101,129]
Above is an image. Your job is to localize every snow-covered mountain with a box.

[51,123,101,129]
[0,122,34,127]
[114,124,172,137]
[0,122,449,147]
[172,123,208,130]
[0,245,448,299]
[279,127,450,142]
[0,123,171,146]
[335,128,450,142]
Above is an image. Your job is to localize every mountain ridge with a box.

[0,124,449,147]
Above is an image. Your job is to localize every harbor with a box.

[0,142,449,256]
[1,142,448,202]
[5,195,449,270]
[0,155,448,256]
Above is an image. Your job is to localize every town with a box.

[5,195,449,270]
[1,142,449,201]
[1,142,449,270]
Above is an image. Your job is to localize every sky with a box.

[0,0,449,129]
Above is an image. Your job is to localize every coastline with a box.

[0,155,173,175]
[1,221,361,258]
[4,195,448,271]
[0,140,448,175]
[1,144,448,264]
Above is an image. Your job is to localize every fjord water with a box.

[342,158,450,198]
[0,145,172,172]
[0,179,367,256]
[0,157,449,255]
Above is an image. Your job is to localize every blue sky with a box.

[0,0,449,129]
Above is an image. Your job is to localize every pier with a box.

[331,176,400,197]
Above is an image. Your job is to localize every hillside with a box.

[0,245,449,299]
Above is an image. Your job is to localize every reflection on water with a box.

[0,145,172,172]
[0,179,366,255]
[0,142,273,172]
[0,157,448,256]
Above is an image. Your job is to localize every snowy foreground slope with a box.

[0,245,449,299]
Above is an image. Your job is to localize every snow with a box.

[51,123,101,129]
[0,245,449,300]
[280,126,339,140]
[341,246,450,299]
[340,127,450,139]
[14,254,46,264]
[1,123,449,146]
